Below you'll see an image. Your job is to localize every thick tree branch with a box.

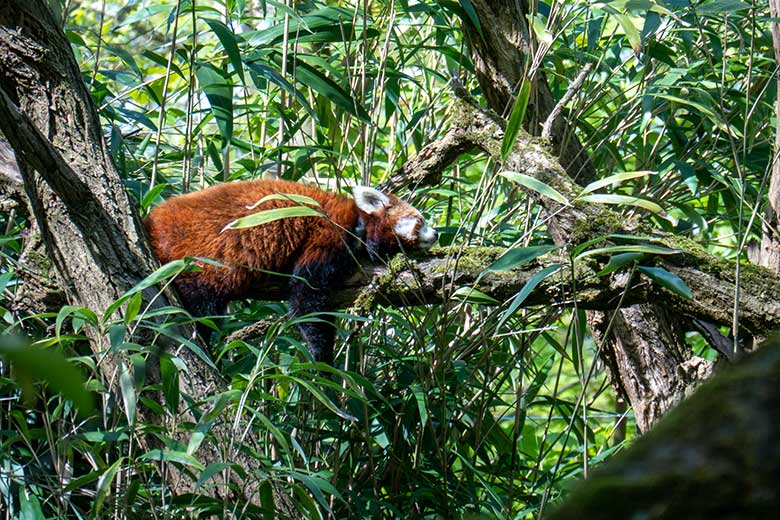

[314,247,780,340]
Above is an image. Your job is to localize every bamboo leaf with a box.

[246,61,317,120]
[576,244,681,260]
[597,252,643,276]
[580,171,654,195]
[0,336,94,415]
[501,80,531,161]
[140,449,205,471]
[451,287,500,305]
[94,458,124,516]
[485,244,558,272]
[119,363,136,425]
[638,265,693,300]
[204,18,245,83]
[577,194,664,215]
[223,206,324,231]
[246,193,321,210]
[500,171,568,204]
[497,264,562,330]
[195,63,234,143]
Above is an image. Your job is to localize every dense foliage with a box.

[0,0,774,517]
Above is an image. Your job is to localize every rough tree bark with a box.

[460,0,707,432]
[759,1,780,273]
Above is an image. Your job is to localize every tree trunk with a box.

[463,0,596,185]
[758,1,780,272]
[462,0,707,432]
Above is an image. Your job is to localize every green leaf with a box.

[637,266,693,300]
[451,287,500,305]
[140,182,169,211]
[140,449,205,471]
[116,5,171,28]
[284,376,357,421]
[246,193,321,210]
[497,264,562,330]
[124,291,142,324]
[412,384,429,425]
[203,18,245,83]
[485,244,558,272]
[142,50,185,79]
[598,252,643,276]
[576,244,681,260]
[104,45,143,78]
[577,194,664,215]
[195,63,233,144]
[580,171,654,195]
[103,259,191,321]
[500,171,568,204]
[159,355,180,414]
[196,463,235,491]
[458,0,482,36]
[697,0,750,14]
[223,206,324,230]
[247,6,375,46]
[56,305,98,337]
[119,362,137,425]
[81,431,129,443]
[284,57,369,122]
[501,80,531,161]
[94,458,124,516]
[259,480,276,520]
[614,13,641,52]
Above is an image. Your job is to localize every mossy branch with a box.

[324,246,780,337]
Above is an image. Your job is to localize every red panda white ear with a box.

[353,186,390,214]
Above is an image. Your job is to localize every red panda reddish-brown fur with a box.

[144,179,436,364]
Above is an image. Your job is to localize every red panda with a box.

[144,179,437,364]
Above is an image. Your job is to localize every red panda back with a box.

[145,179,360,304]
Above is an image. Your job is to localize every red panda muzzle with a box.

[145,179,436,364]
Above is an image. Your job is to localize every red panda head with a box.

[353,186,437,262]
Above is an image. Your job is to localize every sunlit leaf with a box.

[597,252,643,276]
[451,287,500,305]
[500,171,568,204]
[223,206,324,231]
[195,63,234,144]
[576,244,681,260]
[577,194,664,215]
[580,171,654,195]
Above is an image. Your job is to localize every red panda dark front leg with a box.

[288,244,356,365]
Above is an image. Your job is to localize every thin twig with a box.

[541,63,593,141]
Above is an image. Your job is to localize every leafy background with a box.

[0,0,773,518]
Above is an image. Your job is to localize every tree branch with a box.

[307,247,780,340]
